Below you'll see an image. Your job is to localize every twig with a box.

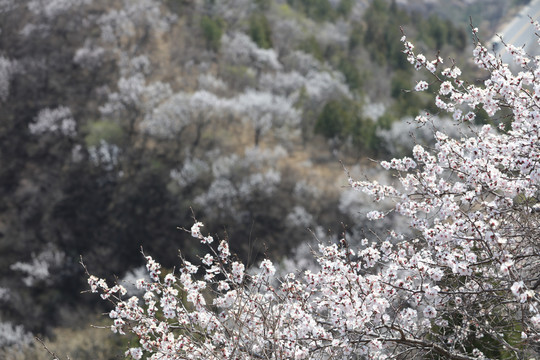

[35,337,71,360]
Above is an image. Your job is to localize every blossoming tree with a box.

[86,27,540,360]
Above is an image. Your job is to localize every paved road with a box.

[491,0,540,63]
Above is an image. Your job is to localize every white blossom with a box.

[141,90,226,139]
[88,139,120,171]
[10,246,65,286]
[27,0,92,19]
[0,322,33,348]
[231,89,301,145]
[28,106,76,137]
[222,32,281,71]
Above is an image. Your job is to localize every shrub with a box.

[200,16,224,52]
[249,14,273,49]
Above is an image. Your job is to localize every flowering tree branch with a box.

[86,24,540,359]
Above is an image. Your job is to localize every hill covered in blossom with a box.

[0,0,530,358]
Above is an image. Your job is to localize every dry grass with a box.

[0,318,128,360]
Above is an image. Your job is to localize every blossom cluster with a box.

[87,27,540,359]
[28,106,77,137]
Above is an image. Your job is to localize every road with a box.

[491,0,540,63]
